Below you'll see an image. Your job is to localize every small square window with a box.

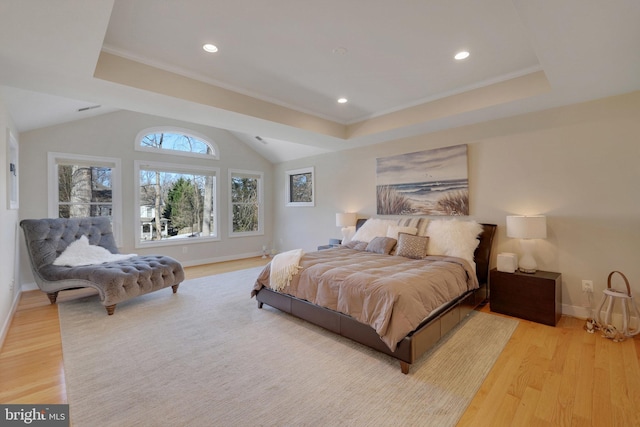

[286,167,314,207]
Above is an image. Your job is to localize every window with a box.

[286,167,314,207]
[48,152,122,245]
[135,127,219,159]
[134,128,220,247]
[229,169,263,236]
[135,161,219,246]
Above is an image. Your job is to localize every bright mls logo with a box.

[1,405,69,426]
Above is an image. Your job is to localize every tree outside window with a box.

[58,165,113,218]
[48,152,122,246]
[229,170,263,236]
[140,132,211,155]
[138,166,216,242]
[135,130,219,246]
[285,167,314,207]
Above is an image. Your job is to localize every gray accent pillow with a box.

[395,233,429,259]
[365,236,397,255]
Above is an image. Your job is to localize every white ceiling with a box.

[1,0,639,163]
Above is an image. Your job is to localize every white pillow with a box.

[340,226,357,244]
[351,218,397,243]
[426,219,483,266]
[386,225,418,240]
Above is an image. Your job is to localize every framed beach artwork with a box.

[376,144,469,216]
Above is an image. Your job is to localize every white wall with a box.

[0,95,20,348]
[18,110,275,287]
[273,91,640,318]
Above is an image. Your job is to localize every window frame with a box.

[134,126,220,160]
[285,166,315,207]
[7,130,19,210]
[228,169,264,238]
[47,152,123,246]
[134,160,220,249]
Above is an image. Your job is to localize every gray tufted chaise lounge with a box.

[20,217,185,315]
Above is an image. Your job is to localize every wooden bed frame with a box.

[255,222,497,374]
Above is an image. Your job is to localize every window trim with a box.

[7,130,19,210]
[134,160,220,249]
[134,126,220,160]
[285,166,315,207]
[228,169,264,238]
[47,152,123,246]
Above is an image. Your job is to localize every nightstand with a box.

[490,269,562,326]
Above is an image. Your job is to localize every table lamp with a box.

[336,213,357,243]
[506,215,547,273]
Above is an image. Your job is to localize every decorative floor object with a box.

[59,267,518,427]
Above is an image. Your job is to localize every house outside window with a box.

[229,169,263,237]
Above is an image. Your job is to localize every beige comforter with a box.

[252,248,478,351]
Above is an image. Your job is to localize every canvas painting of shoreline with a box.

[376,145,469,216]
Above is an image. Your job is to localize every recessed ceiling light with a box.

[337,97,348,104]
[203,44,218,53]
[454,51,470,60]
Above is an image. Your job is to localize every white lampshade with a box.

[336,213,357,227]
[506,215,547,239]
[506,215,547,274]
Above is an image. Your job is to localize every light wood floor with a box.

[1,257,639,426]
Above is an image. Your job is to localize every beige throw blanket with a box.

[269,249,304,291]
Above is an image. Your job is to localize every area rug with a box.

[59,267,519,427]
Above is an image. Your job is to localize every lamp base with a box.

[517,239,538,274]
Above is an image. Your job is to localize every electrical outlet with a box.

[582,280,594,292]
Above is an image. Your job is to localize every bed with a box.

[252,218,496,374]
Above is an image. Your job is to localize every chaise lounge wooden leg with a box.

[105,305,116,315]
[171,284,179,293]
[47,292,59,304]
[257,301,263,309]
[399,361,410,375]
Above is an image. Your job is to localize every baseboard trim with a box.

[21,282,38,292]
[180,251,264,267]
[0,288,22,352]
[562,302,639,331]
[562,303,592,320]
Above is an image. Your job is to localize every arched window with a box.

[134,127,220,247]
[135,127,219,159]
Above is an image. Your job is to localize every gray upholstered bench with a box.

[21,217,185,315]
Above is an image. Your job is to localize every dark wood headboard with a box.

[355,218,368,230]
[475,224,497,287]
[354,218,496,287]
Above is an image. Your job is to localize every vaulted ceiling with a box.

[1,0,639,162]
